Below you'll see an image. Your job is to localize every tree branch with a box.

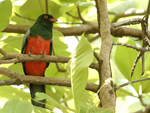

[112,42,150,52]
[138,95,147,107]
[95,0,116,111]
[115,77,150,90]
[130,52,142,77]
[77,5,87,23]
[0,67,99,93]
[3,20,150,40]
[0,49,98,70]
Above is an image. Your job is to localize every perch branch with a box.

[0,49,98,70]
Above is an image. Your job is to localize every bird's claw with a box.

[41,52,45,58]
[28,50,32,57]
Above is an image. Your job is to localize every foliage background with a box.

[0,0,150,113]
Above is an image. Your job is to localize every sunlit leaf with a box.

[19,0,56,19]
[68,34,93,113]
[0,0,12,31]
[0,98,33,113]
[51,4,74,18]
[53,29,71,57]
[35,93,70,113]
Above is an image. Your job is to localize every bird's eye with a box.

[44,15,48,19]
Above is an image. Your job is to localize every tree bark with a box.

[96,0,116,111]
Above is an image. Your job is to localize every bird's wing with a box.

[21,29,30,75]
[49,39,53,56]
[46,39,53,68]
[21,29,30,54]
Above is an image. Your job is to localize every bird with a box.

[21,14,57,108]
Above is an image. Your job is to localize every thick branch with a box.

[3,22,150,40]
[96,0,116,111]
[0,67,98,93]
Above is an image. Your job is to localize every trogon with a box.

[21,14,57,108]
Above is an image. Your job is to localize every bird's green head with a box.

[30,14,57,39]
[36,14,57,28]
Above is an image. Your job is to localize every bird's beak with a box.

[49,18,58,22]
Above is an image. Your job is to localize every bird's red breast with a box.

[24,35,51,76]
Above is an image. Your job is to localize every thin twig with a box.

[141,54,145,75]
[77,5,87,23]
[14,12,35,21]
[0,48,7,55]
[56,22,83,24]
[93,51,102,85]
[130,52,142,77]
[52,50,66,72]
[45,0,48,14]
[138,2,150,76]
[138,95,147,107]
[112,42,150,52]
[66,12,80,19]
[115,77,150,90]
[145,0,150,27]
[112,18,142,28]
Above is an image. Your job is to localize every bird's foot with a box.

[41,52,45,58]
[28,50,32,57]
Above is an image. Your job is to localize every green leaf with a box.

[19,0,56,20]
[0,0,12,31]
[109,0,134,14]
[107,0,117,4]
[81,103,112,113]
[0,98,33,113]
[60,0,79,3]
[53,29,71,57]
[69,34,93,113]
[0,86,30,101]
[141,53,150,93]
[35,93,70,113]
[19,0,73,19]
[0,35,23,53]
[77,2,95,7]
[0,34,24,75]
[51,4,74,18]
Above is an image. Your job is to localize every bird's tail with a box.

[30,84,46,108]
